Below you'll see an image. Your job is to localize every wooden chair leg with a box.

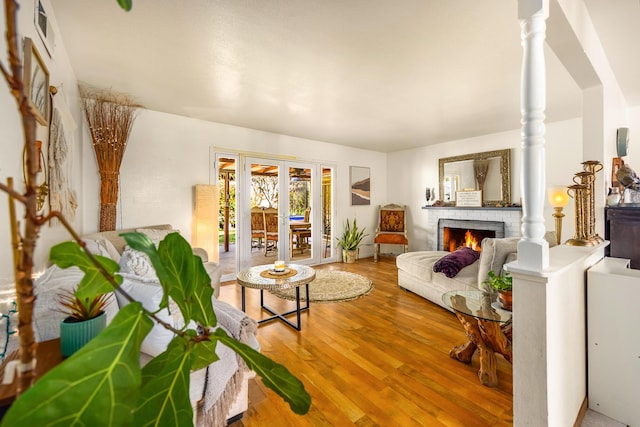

[374,243,379,262]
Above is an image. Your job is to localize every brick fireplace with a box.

[423,206,521,251]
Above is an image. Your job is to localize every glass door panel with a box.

[288,165,312,263]
[321,166,335,261]
[216,155,238,281]
[241,158,287,270]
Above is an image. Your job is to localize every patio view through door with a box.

[215,152,335,282]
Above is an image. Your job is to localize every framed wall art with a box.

[23,37,50,126]
[350,166,370,205]
[612,156,625,190]
[34,0,54,56]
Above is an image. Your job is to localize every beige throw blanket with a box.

[197,300,258,427]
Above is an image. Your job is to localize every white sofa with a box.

[32,224,257,426]
[397,234,556,311]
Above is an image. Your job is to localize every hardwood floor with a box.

[218,257,513,426]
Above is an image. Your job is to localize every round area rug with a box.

[269,270,373,303]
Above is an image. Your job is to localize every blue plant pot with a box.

[59,311,107,357]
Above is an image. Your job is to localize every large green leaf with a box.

[212,328,311,415]
[122,232,215,328]
[156,233,196,321]
[189,333,220,371]
[120,232,172,310]
[50,240,122,298]
[158,234,215,327]
[135,337,193,427]
[117,0,132,11]
[1,302,153,427]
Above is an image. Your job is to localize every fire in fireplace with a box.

[437,219,505,252]
[442,227,496,252]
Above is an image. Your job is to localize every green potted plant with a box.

[57,288,112,357]
[336,218,368,263]
[483,270,513,310]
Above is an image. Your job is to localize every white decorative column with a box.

[518,0,549,271]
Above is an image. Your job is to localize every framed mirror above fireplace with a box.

[438,149,511,207]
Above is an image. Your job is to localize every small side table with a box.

[442,290,512,387]
[236,264,315,331]
[0,339,63,407]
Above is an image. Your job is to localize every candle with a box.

[274,260,285,271]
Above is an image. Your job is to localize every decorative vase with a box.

[60,311,107,357]
[607,187,621,206]
[498,290,512,311]
[343,249,357,263]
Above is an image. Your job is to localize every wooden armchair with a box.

[263,207,279,256]
[250,207,265,251]
[374,203,408,262]
[291,207,312,255]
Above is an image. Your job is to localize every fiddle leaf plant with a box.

[0,231,311,426]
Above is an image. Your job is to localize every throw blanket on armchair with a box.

[197,300,258,427]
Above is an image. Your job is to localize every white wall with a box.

[387,118,583,251]
[626,105,640,168]
[81,108,387,259]
[0,0,84,282]
[509,244,605,427]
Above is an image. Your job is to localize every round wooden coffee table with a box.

[236,264,315,331]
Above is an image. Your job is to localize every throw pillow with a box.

[135,228,179,246]
[116,273,174,357]
[83,238,121,261]
[433,246,480,278]
[119,246,158,280]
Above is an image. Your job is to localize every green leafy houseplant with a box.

[0,0,310,425]
[3,230,311,426]
[57,288,112,321]
[483,270,513,292]
[336,218,368,263]
[57,288,112,357]
[336,217,368,251]
[483,270,513,310]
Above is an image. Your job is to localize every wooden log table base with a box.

[449,295,512,387]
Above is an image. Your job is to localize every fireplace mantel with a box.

[422,206,522,211]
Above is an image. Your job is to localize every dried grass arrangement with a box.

[80,86,138,231]
[474,159,490,192]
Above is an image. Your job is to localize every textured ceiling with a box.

[50,0,638,153]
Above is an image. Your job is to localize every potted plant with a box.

[336,218,368,263]
[483,270,513,310]
[57,288,112,357]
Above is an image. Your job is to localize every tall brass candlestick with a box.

[573,171,597,244]
[581,160,604,244]
[566,184,595,246]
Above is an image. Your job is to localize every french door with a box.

[215,152,335,282]
[240,157,309,267]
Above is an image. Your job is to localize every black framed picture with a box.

[35,0,54,56]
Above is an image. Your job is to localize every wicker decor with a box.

[80,87,137,231]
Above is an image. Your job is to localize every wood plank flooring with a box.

[218,256,513,427]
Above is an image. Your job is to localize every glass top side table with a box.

[442,289,513,387]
